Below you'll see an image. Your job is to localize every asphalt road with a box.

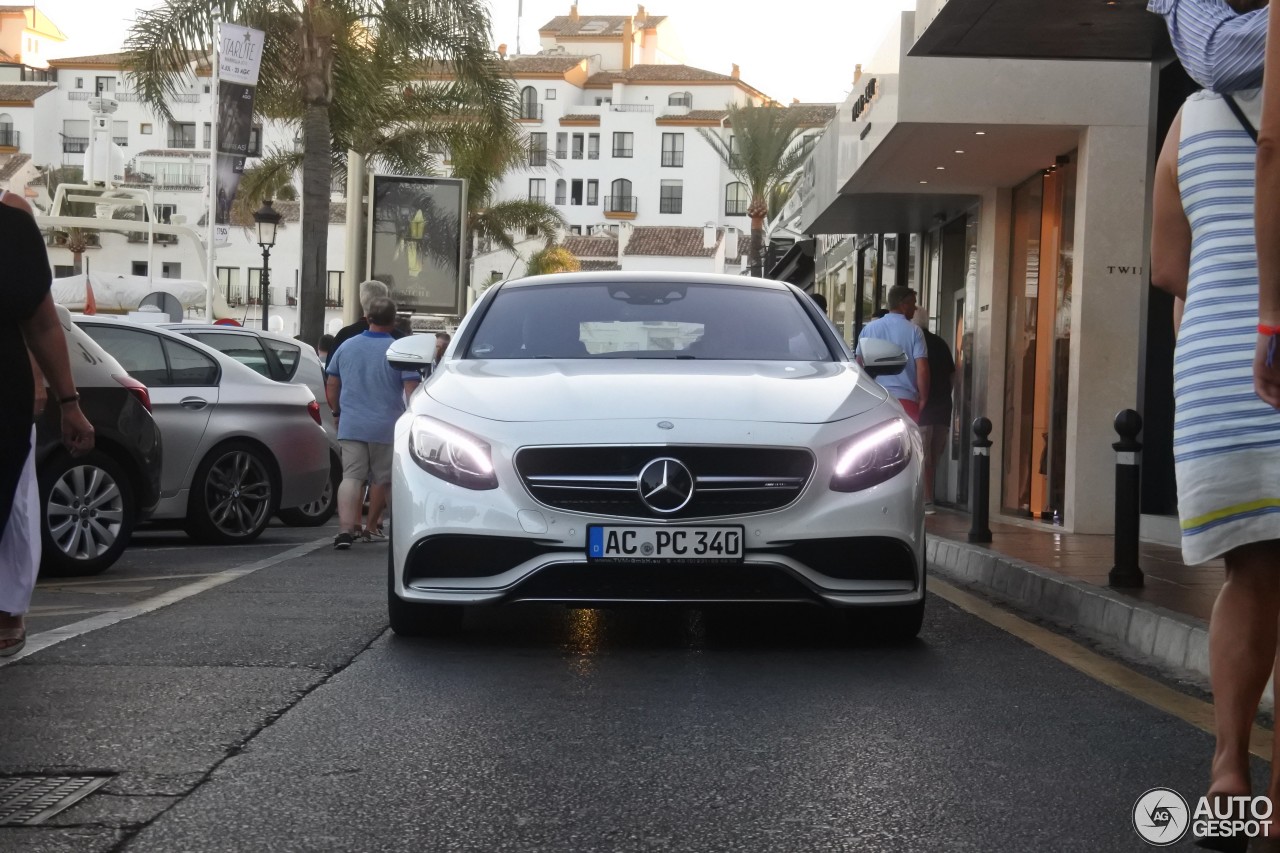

[0,522,1265,852]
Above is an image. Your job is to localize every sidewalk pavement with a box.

[926,509,1228,691]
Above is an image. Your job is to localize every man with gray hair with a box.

[325,297,420,549]
[856,286,930,423]
[326,280,407,369]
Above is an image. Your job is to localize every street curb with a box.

[925,534,1275,709]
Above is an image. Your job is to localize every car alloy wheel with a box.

[277,457,339,527]
[39,450,136,577]
[199,446,274,541]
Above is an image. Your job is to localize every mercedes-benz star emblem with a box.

[638,457,694,514]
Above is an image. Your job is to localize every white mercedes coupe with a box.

[386,272,925,640]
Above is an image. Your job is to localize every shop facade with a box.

[800,6,1167,535]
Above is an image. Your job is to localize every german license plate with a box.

[587,526,744,563]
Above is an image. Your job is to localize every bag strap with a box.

[1223,94,1260,143]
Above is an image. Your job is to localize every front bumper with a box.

[390,413,925,609]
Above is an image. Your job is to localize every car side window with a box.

[163,339,219,386]
[189,333,271,378]
[262,339,301,381]
[80,325,169,386]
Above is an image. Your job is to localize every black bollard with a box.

[968,417,993,543]
[1109,409,1145,588]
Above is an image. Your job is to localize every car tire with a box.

[38,449,136,577]
[278,455,339,527]
[387,535,464,637]
[845,598,925,643]
[186,441,278,544]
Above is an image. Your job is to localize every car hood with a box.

[424,360,887,424]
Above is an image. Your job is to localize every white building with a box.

[470,5,834,278]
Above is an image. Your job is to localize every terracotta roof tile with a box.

[49,50,211,69]
[626,226,722,258]
[559,113,600,123]
[579,259,622,271]
[272,199,345,224]
[0,152,29,181]
[539,15,632,36]
[0,82,54,101]
[624,64,736,83]
[563,234,617,258]
[788,102,838,126]
[504,54,587,75]
[584,70,625,88]
[587,64,739,88]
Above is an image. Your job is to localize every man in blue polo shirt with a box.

[857,286,930,423]
[325,296,420,549]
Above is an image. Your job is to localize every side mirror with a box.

[386,334,436,376]
[858,338,908,378]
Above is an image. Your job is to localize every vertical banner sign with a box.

[212,23,264,247]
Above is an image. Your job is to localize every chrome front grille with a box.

[515,445,814,520]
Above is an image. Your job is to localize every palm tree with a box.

[698,104,811,277]
[525,245,580,277]
[124,0,515,345]
[448,131,564,295]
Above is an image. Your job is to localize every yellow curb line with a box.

[930,577,1273,761]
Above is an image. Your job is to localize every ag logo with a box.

[1133,787,1190,845]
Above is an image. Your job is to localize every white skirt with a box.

[0,428,40,615]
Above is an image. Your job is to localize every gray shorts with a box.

[340,440,394,486]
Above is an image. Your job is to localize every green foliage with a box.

[698,104,812,275]
[525,245,580,277]
[123,0,520,342]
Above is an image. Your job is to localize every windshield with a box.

[465,281,833,361]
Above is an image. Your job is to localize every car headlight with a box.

[409,416,498,490]
[830,419,912,492]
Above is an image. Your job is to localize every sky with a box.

[36,0,916,105]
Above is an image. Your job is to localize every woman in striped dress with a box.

[1152,83,1280,831]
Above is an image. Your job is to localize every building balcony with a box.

[115,91,142,102]
[725,201,748,217]
[68,91,92,101]
[62,137,88,153]
[661,151,684,167]
[612,148,633,158]
[610,103,653,113]
[555,194,567,205]
[554,147,568,159]
[603,195,637,218]
[113,137,128,146]
[0,128,18,149]
[529,193,546,204]
[528,151,548,167]
[519,104,543,121]
[588,151,600,160]
[166,138,197,150]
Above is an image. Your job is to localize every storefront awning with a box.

[911,0,1172,62]
[767,238,815,287]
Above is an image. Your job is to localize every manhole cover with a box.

[0,775,112,825]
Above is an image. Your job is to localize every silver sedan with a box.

[75,317,331,544]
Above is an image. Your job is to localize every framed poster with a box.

[366,174,468,316]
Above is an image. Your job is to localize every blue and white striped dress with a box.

[1175,89,1280,565]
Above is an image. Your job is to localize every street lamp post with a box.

[252,199,282,331]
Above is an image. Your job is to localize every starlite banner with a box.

[212,22,263,247]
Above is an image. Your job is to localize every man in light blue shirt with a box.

[325,296,420,549]
[857,286,930,422]
[1149,0,1267,92]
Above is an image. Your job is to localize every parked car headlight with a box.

[830,419,912,492]
[409,416,498,490]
